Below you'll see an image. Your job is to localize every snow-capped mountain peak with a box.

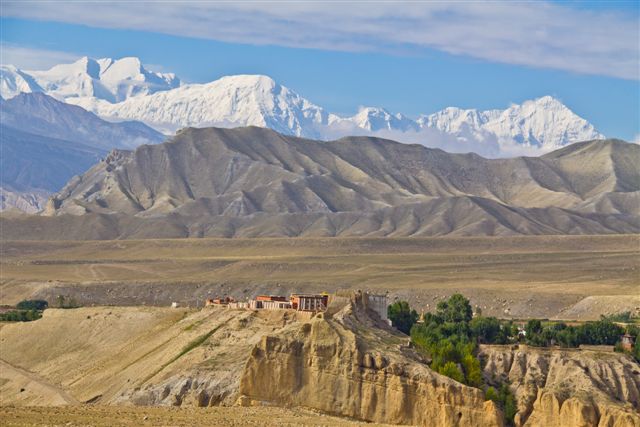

[344,106,418,132]
[484,96,604,148]
[0,64,43,99]
[0,57,181,103]
[420,96,603,150]
[39,56,101,79]
[69,73,330,137]
[418,107,488,133]
[97,56,180,97]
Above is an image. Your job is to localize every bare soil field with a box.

[1,235,638,319]
[0,405,391,426]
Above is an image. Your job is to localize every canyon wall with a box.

[479,345,640,427]
[238,296,504,426]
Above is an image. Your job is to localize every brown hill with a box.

[2,127,638,239]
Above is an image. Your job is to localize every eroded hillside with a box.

[0,306,305,407]
[2,298,637,427]
[2,127,638,239]
[480,346,640,426]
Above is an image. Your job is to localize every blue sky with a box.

[1,1,639,140]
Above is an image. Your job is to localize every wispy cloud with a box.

[0,43,79,69]
[2,2,638,80]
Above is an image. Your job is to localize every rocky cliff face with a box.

[237,296,640,427]
[479,345,640,427]
[238,294,504,426]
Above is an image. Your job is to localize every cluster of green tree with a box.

[388,294,638,426]
[401,294,485,387]
[16,299,48,311]
[523,318,624,347]
[0,299,50,322]
[485,383,517,426]
[0,309,42,322]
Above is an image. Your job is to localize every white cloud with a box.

[2,2,638,80]
[0,43,79,70]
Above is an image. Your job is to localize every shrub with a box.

[55,295,81,309]
[485,386,499,403]
[602,312,633,323]
[504,397,517,424]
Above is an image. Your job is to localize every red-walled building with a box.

[255,295,288,302]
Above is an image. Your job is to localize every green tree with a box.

[486,383,517,426]
[470,316,502,344]
[500,384,517,426]
[525,319,542,336]
[436,294,473,323]
[387,301,418,335]
[439,361,465,383]
[525,319,544,345]
[462,353,483,387]
[556,327,578,347]
[576,320,623,345]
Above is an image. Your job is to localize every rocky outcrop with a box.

[238,296,504,426]
[479,345,640,427]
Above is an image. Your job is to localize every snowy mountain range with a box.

[1,57,604,157]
